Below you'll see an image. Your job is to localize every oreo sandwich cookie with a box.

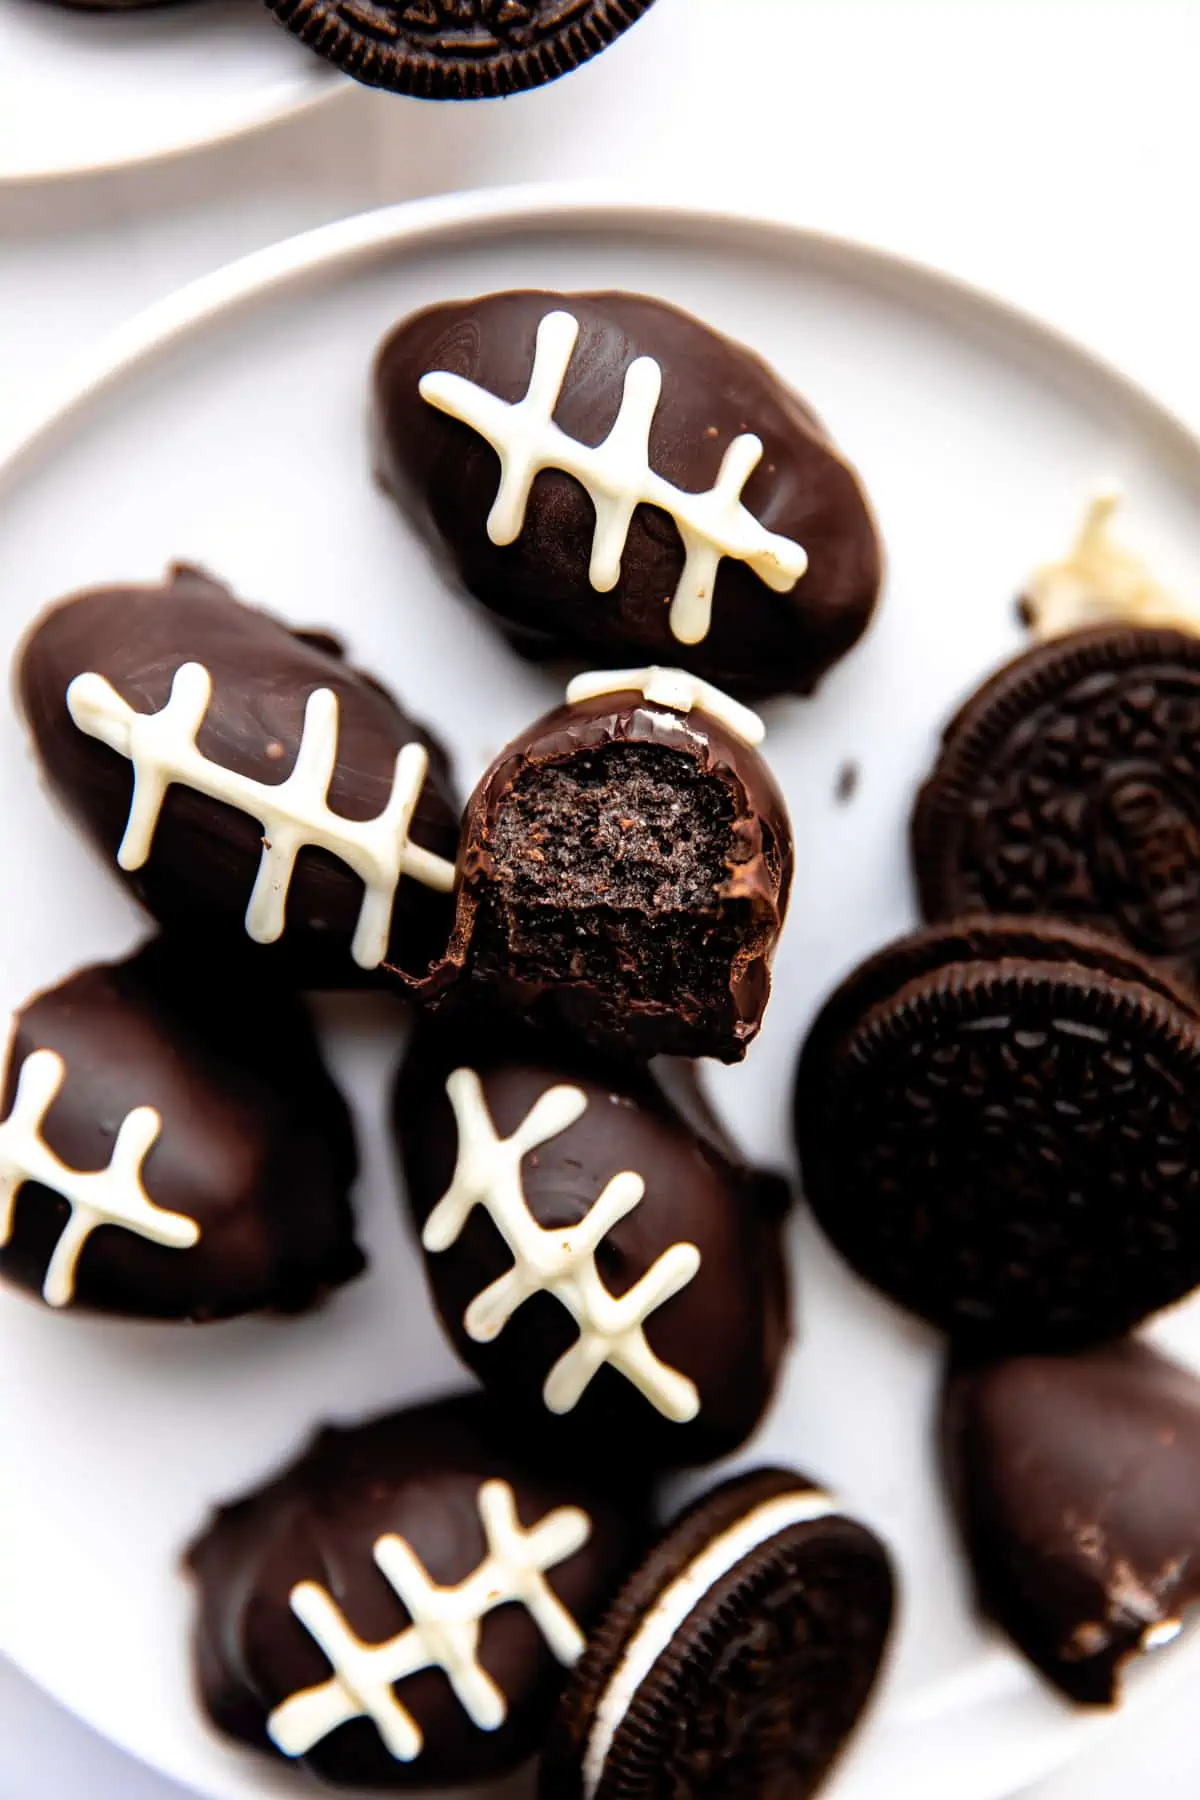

[944,1341,1200,1705]
[263,0,657,100]
[912,625,1200,982]
[541,1466,894,1800]
[794,916,1200,1350]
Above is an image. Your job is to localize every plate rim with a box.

[3,181,1200,1800]
[0,18,345,187]
[6,181,1200,479]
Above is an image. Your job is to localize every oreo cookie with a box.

[795,916,1200,1349]
[263,0,656,100]
[913,625,1200,981]
[541,1467,894,1800]
[944,1342,1200,1705]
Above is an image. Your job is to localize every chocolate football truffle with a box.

[795,916,1200,1350]
[543,1466,895,1800]
[0,939,361,1320]
[187,1393,644,1790]
[374,289,882,699]
[943,1342,1200,1705]
[395,1012,792,1472]
[17,565,461,988]
[428,668,792,1062]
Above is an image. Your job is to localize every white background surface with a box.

[2,1,1200,1796]
[0,0,340,182]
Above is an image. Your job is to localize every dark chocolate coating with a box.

[395,1014,792,1473]
[17,565,461,988]
[0,939,362,1321]
[263,0,656,100]
[187,1393,645,1790]
[913,627,1200,984]
[373,290,882,699]
[943,1342,1200,1705]
[795,917,1200,1350]
[424,689,793,1062]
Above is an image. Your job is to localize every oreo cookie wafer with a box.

[541,1467,894,1800]
[265,0,657,99]
[795,916,1200,1349]
[913,626,1200,981]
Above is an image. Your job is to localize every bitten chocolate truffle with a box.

[427,669,792,1062]
[395,1012,792,1473]
[542,1466,895,1800]
[795,916,1200,1349]
[943,1342,1200,1705]
[0,939,361,1320]
[17,564,461,988]
[374,289,882,699]
[187,1394,644,1790]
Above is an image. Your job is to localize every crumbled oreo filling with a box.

[474,744,752,1017]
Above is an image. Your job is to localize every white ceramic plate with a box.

[3,188,1200,1800]
[0,0,340,183]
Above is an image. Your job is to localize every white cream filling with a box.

[581,1487,836,1798]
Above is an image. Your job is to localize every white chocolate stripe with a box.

[0,1048,198,1307]
[424,1070,702,1421]
[419,309,808,648]
[581,1487,837,1800]
[268,1480,590,1763]
[565,668,766,748]
[66,663,457,971]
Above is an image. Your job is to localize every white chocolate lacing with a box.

[424,1070,702,1421]
[0,1049,197,1306]
[67,663,456,970]
[267,1480,590,1763]
[419,310,808,647]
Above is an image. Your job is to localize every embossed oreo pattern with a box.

[812,960,1200,1346]
[541,1467,893,1800]
[265,0,655,98]
[914,627,1200,976]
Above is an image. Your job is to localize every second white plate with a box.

[3,189,1200,1800]
[0,0,341,182]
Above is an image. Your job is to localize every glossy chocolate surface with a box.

[944,1342,1200,1704]
[188,1393,644,1789]
[17,565,461,987]
[374,289,882,698]
[425,689,793,1062]
[0,939,361,1320]
[395,1013,792,1472]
